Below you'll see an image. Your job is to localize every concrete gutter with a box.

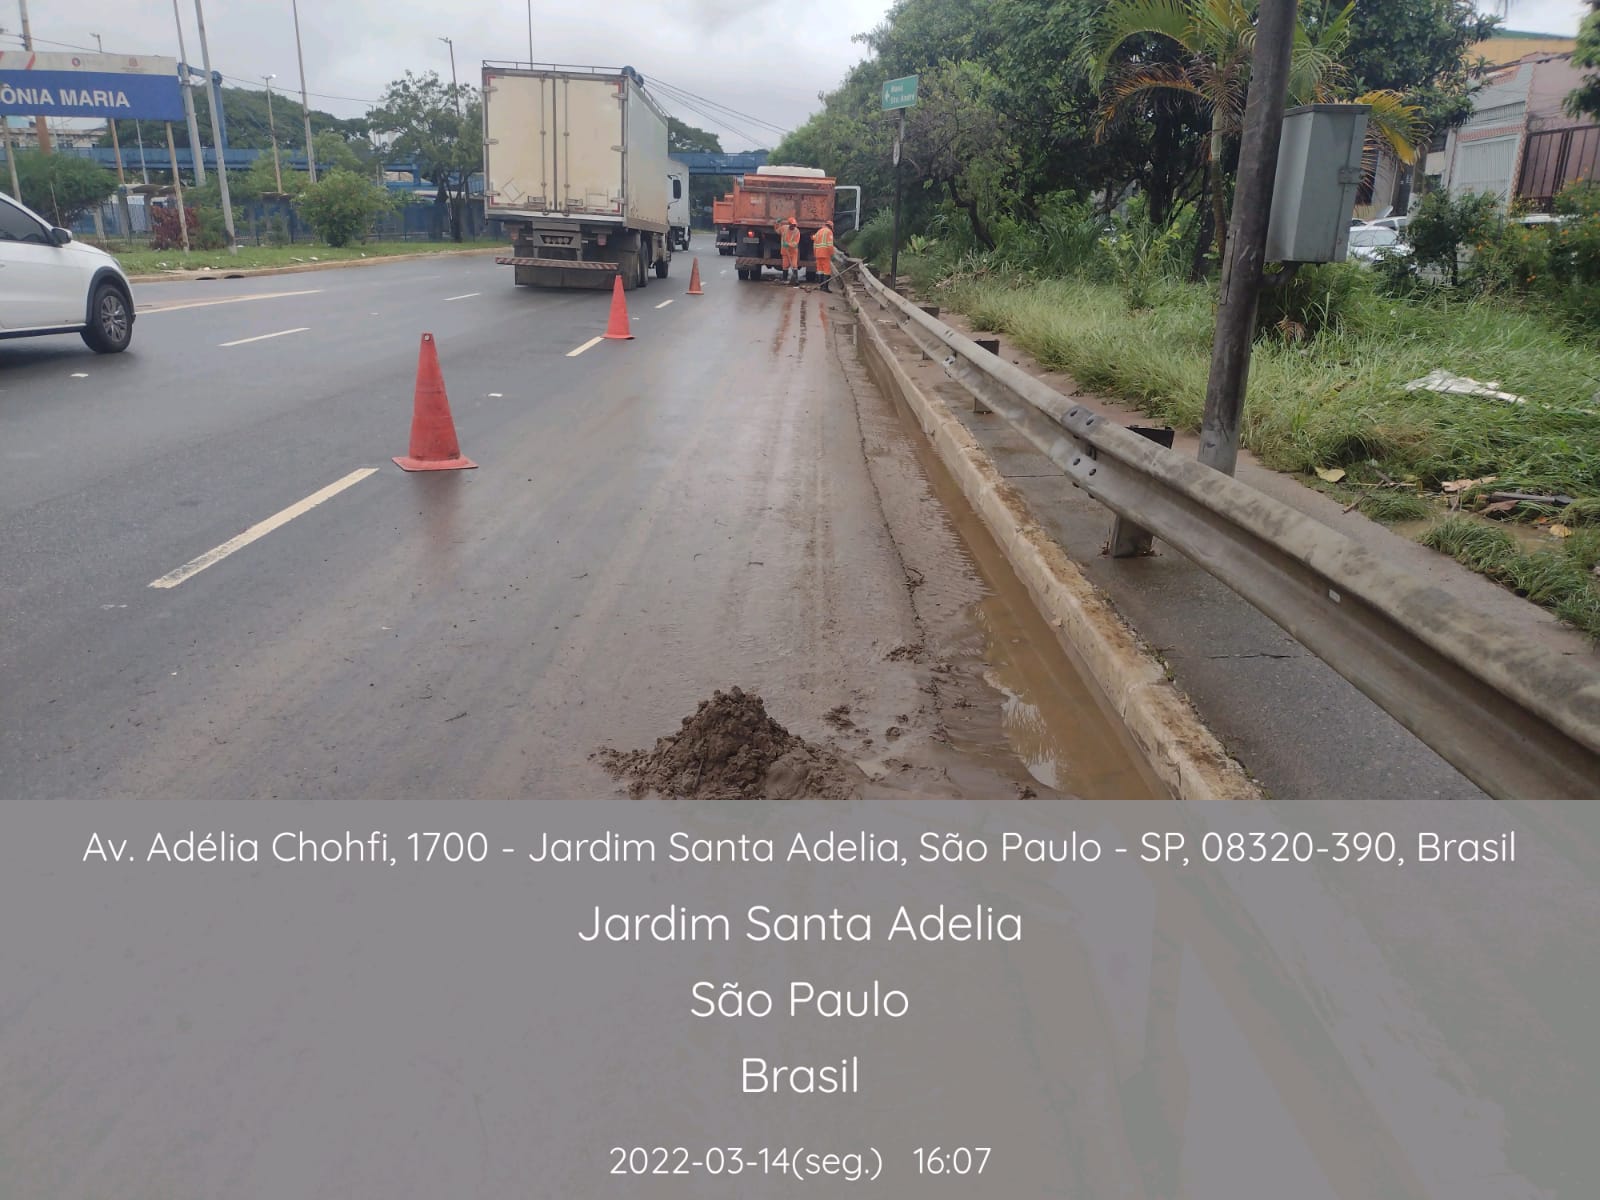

[845,280,1259,801]
[126,245,503,284]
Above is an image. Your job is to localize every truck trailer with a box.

[724,166,839,281]
[483,63,673,290]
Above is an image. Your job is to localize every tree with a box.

[1308,0,1499,131]
[313,130,368,175]
[295,170,396,247]
[14,152,117,226]
[1092,1,1424,265]
[367,71,482,241]
[1570,1,1600,120]
[668,117,721,155]
[903,60,1019,248]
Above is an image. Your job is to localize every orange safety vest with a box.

[779,222,802,250]
[813,227,834,252]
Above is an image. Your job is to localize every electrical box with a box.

[1266,104,1370,264]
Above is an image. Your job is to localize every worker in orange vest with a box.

[813,219,835,291]
[777,215,802,283]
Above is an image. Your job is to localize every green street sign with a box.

[882,75,918,111]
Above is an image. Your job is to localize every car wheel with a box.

[655,256,669,279]
[82,282,133,354]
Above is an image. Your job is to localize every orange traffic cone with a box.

[393,332,477,472]
[603,274,634,340]
[687,257,704,295]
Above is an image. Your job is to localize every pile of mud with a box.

[597,688,860,800]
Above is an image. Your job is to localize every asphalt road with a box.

[0,238,1159,802]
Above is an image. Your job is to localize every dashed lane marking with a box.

[219,327,310,347]
[566,336,604,357]
[149,468,379,589]
[444,292,481,301]
[138,288,323,315]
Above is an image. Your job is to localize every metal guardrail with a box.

[848,259,1600,799]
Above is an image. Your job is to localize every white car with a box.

[0,192,134,353]
[1346,223,1401,263]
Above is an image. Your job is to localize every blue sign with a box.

[0,69,185,121]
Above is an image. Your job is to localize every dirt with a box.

[596,687,862,800]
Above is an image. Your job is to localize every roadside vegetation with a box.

[779,0,1600,636]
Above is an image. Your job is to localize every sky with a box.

[0,0,1592,149]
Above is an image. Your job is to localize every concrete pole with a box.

[171,0,206,184]
[264,75,282,192]
[440,37,460,115]
[17,0,52,152]
[192,0,238,252]
[292,0,316,182]
[1196,0,1299,477]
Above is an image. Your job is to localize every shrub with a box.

[1257,261,1373,337]
[295,170,395,247]
[1408,190,1499,286]
[14,151,117,225]
[843,207,896,269]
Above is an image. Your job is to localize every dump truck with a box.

[714,195,736,255]
[726,166,838,281]
[483,63,672,290]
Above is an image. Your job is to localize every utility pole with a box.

[1196,0,1299,477]
[291,0,316,182]
[526,0,534,64]
[171,0,206,184]
[263,74,282,192]
[440,37,461,115]
[192,0,237,252]
[17,0,52,152]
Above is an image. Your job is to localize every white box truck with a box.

[484,63,673,290]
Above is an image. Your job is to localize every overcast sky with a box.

[1,0,1591,149]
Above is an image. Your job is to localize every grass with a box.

[99,239,502,275]
[917,261,1600,637]
[1422,519,1600,637]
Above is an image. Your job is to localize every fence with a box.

[73,195,500,246]
[1518,125,1600,211]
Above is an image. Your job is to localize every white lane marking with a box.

[444,292,481,301]
[149,468,378,589]
[566,336,604,357]
[654,299,673,309]
[139,288,323,315]
[70,372,88,379]
[219,326,310,348]
[488,392,504,397]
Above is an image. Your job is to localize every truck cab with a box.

[667,162,690,251]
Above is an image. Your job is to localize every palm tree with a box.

[1091,0,1425,265]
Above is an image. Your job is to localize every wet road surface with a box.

[0,239,1159,801]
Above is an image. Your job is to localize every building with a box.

[1433,52,1599,211]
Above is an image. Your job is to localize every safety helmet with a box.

[787,215,798,223]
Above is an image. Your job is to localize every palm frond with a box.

[1089,0,1199,84]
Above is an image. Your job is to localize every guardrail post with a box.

[1108,426,1175,557]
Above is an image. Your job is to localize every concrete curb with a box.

[126,246,503,284]
[847,284,1260,801]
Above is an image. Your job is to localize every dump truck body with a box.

[713,196,736,255]
[483,63,673,289]
[727,166,837,281]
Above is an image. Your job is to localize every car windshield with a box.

[1349,227,1398,247]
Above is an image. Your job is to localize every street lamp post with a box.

[263,74,283,192]
[439,37,461,115]
[192,0,238,252]
[291,0,316,182]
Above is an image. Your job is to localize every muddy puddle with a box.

[840,306,1167,801]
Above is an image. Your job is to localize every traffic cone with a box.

[687,258,704,295]
[393,333,477,472]
[603,274,634,340]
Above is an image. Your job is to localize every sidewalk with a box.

[862,296,1597,800]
